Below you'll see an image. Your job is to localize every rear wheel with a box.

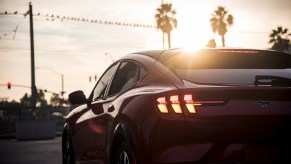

[62,131,75,164]
[115,140,137,164]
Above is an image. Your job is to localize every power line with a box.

[0,11,28,40]
[33,12,155,28]
[0,10,156,40]
[1,10,273,41]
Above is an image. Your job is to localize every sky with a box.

[0,0,291,102]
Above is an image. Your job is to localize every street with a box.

[0,137,62,164]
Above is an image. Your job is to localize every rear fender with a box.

[110,123,141,163]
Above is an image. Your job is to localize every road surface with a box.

[0,137,62,164]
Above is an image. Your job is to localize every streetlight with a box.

[105,53,114,63]
[35,67,65,97]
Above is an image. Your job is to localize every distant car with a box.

[62,48,291,164]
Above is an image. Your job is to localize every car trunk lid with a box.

[182,86,291,142]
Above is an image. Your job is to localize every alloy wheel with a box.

[63,134,73,164]
[118,151,130,164]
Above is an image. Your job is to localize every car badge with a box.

[255,100,276,108]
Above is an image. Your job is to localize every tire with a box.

[114,140,137,164]
[62,131,75,164]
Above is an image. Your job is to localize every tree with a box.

[50,93,62,107]
[36,90,48,107]
[269,26,291,52]
[20,93,30,106]
[155,2,177,49]
[20,90,48,108]
[210,6,233,47]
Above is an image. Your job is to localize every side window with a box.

[138,65,147,81]
[108,61,139,96]
[93,63,118,100]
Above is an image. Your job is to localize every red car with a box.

[62,48,291,164]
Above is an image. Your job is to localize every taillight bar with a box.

[170,95,182,114]
[194,100,225,104]
[157,97,168,113]
[156,94,226,114]
[184,94,198,114]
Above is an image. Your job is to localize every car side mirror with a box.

[68,90,87,105]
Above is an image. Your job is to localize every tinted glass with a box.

[108,61,138,96]
[93,63,118,100]
[138,65,147,81]
[162,50,291,85]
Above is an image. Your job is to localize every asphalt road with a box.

[0,137,62,164]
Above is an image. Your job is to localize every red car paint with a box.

[63,48,291,164]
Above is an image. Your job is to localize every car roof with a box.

[131,48,290,61]
[130,49,166,60]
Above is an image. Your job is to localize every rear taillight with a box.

[184,94,199,114]
[156,94,226,114]
[157,97,168,113]
[170,95,182,113]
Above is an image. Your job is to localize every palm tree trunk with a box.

[162,32,165,49]
[222,35,225,47]
[167,32,171,48]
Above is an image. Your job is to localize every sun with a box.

[170,2,215,50]
[172,17,213,50]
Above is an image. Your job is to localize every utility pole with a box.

[61,74,64,97]
[29,2,37,114]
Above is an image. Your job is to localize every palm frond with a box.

[283,28,288,34]
[272,29,278,35]
[209,17,217,22]
[172,9,176,15]
[227,14,234,25]
[269,38,275,43]
[278,26,283,33]
[217,6,224,13]
[269,33,276,38]
[214,10,220,16]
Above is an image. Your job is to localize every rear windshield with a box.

[161,50,291,85]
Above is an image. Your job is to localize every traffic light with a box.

[7,82,11,89]
[63,98,68,104]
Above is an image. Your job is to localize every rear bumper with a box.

[152,142,291,164]
[135,98,291,163]
[136,112,291,163]
[153,143,212,163]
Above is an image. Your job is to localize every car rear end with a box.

[148,49,291,163]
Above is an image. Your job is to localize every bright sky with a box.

[0,0,291,101]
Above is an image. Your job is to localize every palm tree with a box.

[155,3,177,49]
[269,26,291,52]
[210,6,233,47]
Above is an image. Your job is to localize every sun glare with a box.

[173,29,208,51]
[171,2,214,51]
